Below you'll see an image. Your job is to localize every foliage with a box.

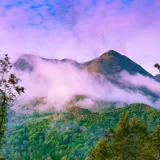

[84,50,153,77]
[154,63,160,72]
[0,54,24,157]
[66,106,91,115]
[151,126,160,160]
[2,103,160,160]
[88,112,160,160]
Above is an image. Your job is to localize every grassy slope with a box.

[3,103,160,160]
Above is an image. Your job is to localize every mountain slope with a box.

[3,103,160,160]
[84,50,153,77]
[14,50,153,78]
[14,54,81,71]
[14,54,36,71]
[83,50,159,101]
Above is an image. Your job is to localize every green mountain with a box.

[5,51,160,160]
[3,103,160,160]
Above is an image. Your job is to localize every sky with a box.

[0,0,160,75]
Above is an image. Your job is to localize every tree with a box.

[87,112,157,160]
[88,138,108,160]
[151,126,160,160]
[154,63,160,72]
[0,54,24,156]
[153,63,160,159]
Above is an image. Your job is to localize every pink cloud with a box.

[14,58,154,111]
[0,0,160,76]
[120,71,160,94]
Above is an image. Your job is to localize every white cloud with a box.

[13,58,156,112]
[120,71,160,94]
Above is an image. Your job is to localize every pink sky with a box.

[0,0,160,75]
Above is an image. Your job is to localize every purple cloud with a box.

[0,0,160,75]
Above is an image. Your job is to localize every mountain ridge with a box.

[14,50,154,78]
[14,53,82,71]
[83,50,153,77]
[13,50,160,104]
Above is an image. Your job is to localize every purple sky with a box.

[0,0,160,75]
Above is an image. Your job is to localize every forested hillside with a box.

[3,103,160,160]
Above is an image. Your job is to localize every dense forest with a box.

[2,103,160,160]
[88,112,160,160]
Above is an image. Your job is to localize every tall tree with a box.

[151,126,160,160]
[87,112,157,160]
[0,54,24,158]
[153,63,160,159]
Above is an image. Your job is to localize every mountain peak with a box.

[14,54,81,71]
[14,54,36,71]
[14,50,153,79]
[100,50,123,60]
[102,50,121,56]
[84,50,153,77]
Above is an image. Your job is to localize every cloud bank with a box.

[120,71,160,94]
[12,58,160,113]
[0,0,160,75]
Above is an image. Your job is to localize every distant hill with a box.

[14,54,81,72]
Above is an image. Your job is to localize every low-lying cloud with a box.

[12,57,160,113]
[120,71,160,94]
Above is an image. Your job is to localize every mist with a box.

[120,71,160,94]
[11,56,160,113]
